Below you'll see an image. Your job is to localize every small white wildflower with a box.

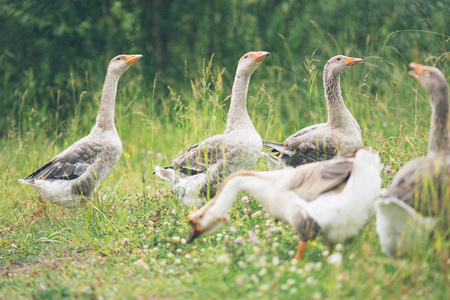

[238,261,245,267]
[172,236,180,243]
[281,284,288,290]
[335,243,343,251]
[217,233,223,238]
[193,258,199,263]
[289,287,298,294]
[177,248,182,253]
[181,238,186,244]
[272,256,280,265]
[260,284,269,291]
[174,258,181,264]
[167,253,174,258]
[289,265,297,272]
[185,254,191,259]
[217,254,230,264]
[272,242,279,248]
[321,250,329,257]
[287,279,295,285]
[305,277,315,285]
[258,268,267,276]
[250,274,259,283]
[327,252,343,264]
[315,262,322,269]
[313,292,321,299]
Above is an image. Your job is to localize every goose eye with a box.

[337,57,341,61]
[244,55,248,59]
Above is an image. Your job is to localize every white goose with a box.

[155,51,270,207]
[263,55,363,170]
[19,54,143,209]
[187,148,381,261]
[376,63,450,257]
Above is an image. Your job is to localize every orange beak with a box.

[187,215,203,243]
[124,54,143,65]
[408,62,427,80]
[345,57,363,67]
[252,51,270,63]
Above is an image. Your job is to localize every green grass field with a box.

[1,41,449,299]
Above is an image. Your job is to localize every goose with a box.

[187,148,381,261]
[155,51,270,207]
[376,63,450,257]
[19,54,143,209]
[262,55,363,170]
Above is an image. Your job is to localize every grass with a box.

[0,37,449,299]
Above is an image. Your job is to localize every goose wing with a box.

[171,134,226,176]
[384,157,450,216]
[23,139,101,182]
[280,125,340,166]
[289,154,355,201]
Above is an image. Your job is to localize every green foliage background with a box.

[1,0,449,137]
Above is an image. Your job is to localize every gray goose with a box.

[376,63,450,257]
[263,55,363,170]
[155,51,270,207]
[19,54,142,209]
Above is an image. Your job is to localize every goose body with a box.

[187,148,381,260]
[155,51,269,207]
[19,54,142,208]
[376,63,450,257]
[263,55,363,170]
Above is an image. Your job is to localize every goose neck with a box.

[226,72,252,130]
[95,71,120,131]
[428,84,449,155]
[324,70,353,128]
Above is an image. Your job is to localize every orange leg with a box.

[293,241,307,261]
[32,199,47,220]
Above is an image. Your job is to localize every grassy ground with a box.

[0,44,449,299]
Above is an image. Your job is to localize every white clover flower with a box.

[174,259,181,264]
[313,292,321,299]
[217,233,223,238]
[272,256,280,265]
[238,261,245,267]
[172,236,180,243]
[287,278,295,285]
[288,250,295,256]
[167,253,174,258]
[321,250,329,257]
[281,284,288,290]
[327,252,342,265]
[305,277,315,284]
[315,262,322,269]
[289,288,298,294]
[193,258,199,263]
[185,254,191,259]
[217,254,230,264]
[258,268,267,276]
[272,242,279,248]
[260,284,269,291]
[250,274,259,283]
[335,243,343,251]
[177,248,182,253]
[181,238,186,244]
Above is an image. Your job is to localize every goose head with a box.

[326,55,362,76]
[107,54,143,76]
[409,63,447,99]
[236,51,270,76]
[186,201,226,243]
